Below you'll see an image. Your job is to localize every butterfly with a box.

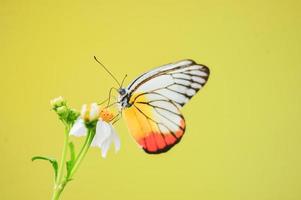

[95,57,210,154]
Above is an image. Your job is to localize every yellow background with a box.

[1,0,301,199]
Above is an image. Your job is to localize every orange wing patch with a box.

[137,120,185,153]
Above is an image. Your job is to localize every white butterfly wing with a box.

[127,59,210,107]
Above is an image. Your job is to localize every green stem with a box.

[51,129,95,200]
[51,187,64,200]
[69,129,94,178]
[57,126,70,183]
[51,125,70,200]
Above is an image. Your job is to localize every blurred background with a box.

[1,0,301,199]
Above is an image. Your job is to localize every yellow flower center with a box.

[99,109,114,123]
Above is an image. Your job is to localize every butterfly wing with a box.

[123,95,186,153]
[122,59,210,153]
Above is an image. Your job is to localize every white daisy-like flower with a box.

[91,118,120,158]
[69,103,99,137]
[69,103,120,158]
[69,118,87,137]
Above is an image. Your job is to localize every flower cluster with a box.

[33,96,121,200]
[50,96,79,125]
[70,103,120,158]
[50,97,120,158]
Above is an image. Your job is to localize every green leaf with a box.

[66,160,73,180]
[68,142,76,163]
[32,156,58,179]
[65,142,76,179]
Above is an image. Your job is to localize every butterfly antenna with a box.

[120,74,128,88]
[94,56,121,87]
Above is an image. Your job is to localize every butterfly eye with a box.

[119,88,126,95]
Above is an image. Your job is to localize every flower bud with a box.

[50,96,66,109]
[56,105,68,116]
[70,108,80,117]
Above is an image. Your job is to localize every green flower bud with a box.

[70,108,80,117]
[67,108,80,124]
[50,96,66,109]
[56,105,68,116]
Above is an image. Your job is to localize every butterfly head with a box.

[118,88,126,96]
[117,87,131,108]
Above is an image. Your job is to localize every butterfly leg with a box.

[97,87,117,106]
[112,112,122,125]
[106,87,118,107]
[98,98,109,106]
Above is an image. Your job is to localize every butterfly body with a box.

[117,59,210,154]
[118,88,131,108]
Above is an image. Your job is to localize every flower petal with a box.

[80,104,87,119]
[91,120,111,147]
[90,120,121,158]
[89,103,100,121]
[100,139,112,158]
[110,127,120,152]
[69,118,87,137]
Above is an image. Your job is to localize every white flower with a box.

[80,103,99,122]
[70,103,99,136]
[91,119,120,158]
[69,118,87,137]
[69,103,120,158]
